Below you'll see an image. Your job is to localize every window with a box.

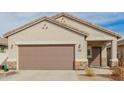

[0,47,5,53]
[87,47,92,58]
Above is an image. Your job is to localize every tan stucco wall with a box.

[56,17,117,41]
[7,21,86,63]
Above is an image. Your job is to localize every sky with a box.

[0,12,124,37]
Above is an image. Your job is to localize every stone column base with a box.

[75,60,88,70]
[6,61,17,70]
[110,59,118,67]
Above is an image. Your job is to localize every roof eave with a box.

[3,17,89,38]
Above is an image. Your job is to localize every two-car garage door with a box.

[18,45,75,70]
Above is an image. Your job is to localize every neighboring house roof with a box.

[118,38,124,46]
[0,38,8,46]
[52,12,121,38]
[3,17,89,38]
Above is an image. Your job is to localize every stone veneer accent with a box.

[5,61,88,70]
[75,61,88,70]
[7,61,17,70]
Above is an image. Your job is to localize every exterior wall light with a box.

[78,44,82,52]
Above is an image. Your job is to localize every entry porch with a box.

[76,39,118,69]
[87,40,118,67]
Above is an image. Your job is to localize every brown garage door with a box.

[18,45,75,70]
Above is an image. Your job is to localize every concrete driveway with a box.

[0,68,112,81]
[0,70,78,81]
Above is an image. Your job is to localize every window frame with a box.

[87,47,92,58]
[0,47,6,53]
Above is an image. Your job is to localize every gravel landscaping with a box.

[76,68,113,81]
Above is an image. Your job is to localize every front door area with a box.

[89,47,101,67]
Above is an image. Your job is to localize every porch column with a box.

[111,40,118,67]
[81,39,88,69]
[101,44,107,67]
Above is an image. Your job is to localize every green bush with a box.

[2,64,9,72]
[85,67,95,76]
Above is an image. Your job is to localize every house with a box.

[0,37,8,52]
[107,39,124,67]
[0,37,8,69]
[2,13,121,70]
[117,39,124,66]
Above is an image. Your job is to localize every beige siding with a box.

[8,21,86,62]
[56,17,117,41]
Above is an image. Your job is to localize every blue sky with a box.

[0,12,124,37]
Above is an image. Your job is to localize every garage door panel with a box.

[19,45,74,70]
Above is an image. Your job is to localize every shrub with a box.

[112,66,124,80]
[2,64,9,72]
[118,60,124,67]
[85,67,95,76]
